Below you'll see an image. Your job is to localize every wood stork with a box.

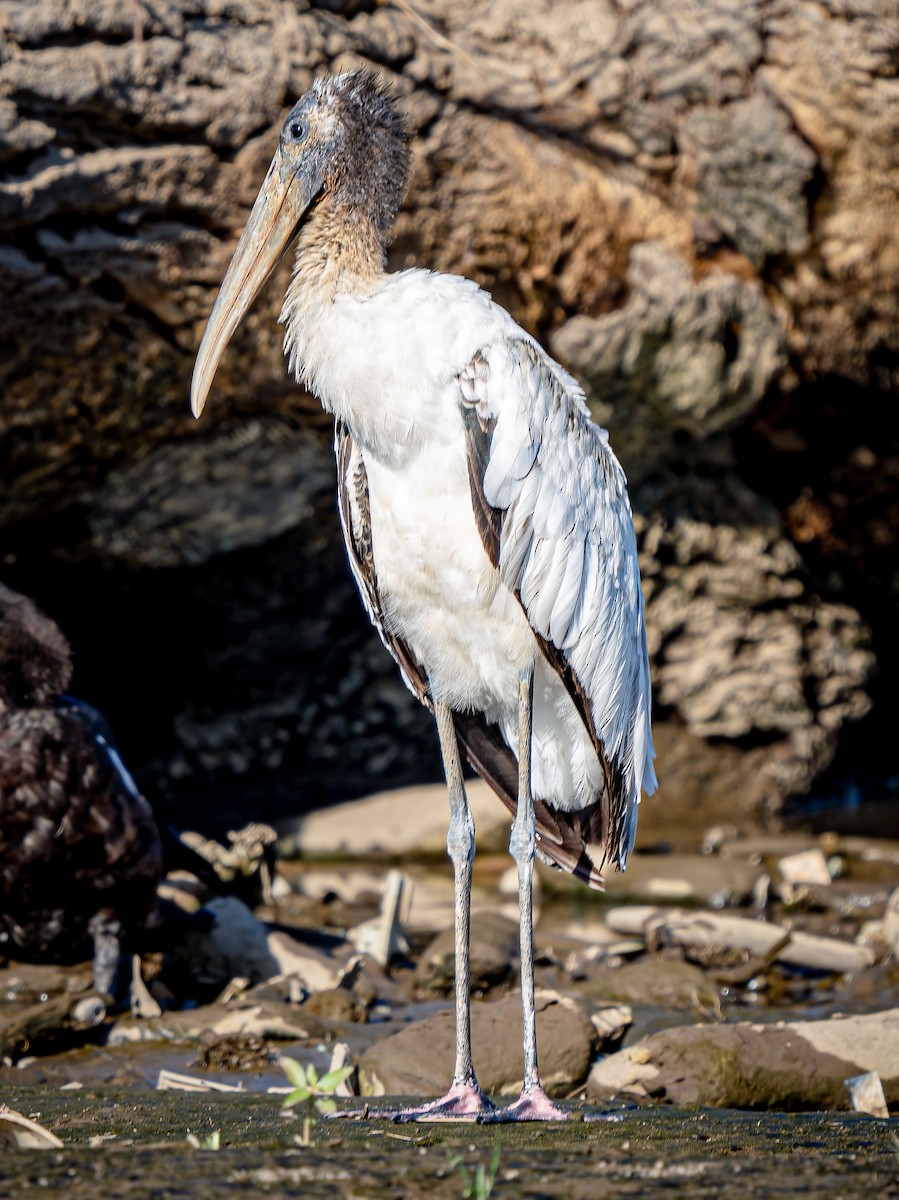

[191,71,657,1121]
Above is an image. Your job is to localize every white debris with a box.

[268,873,293,900]
[157,1069,244,1093]
[0,1107,64,1149]
[130,955,162,1019]
[605,906,876,974]
[71,995,107,1027]
[778,848,832,900]
[882,886,899,956]
[265,931,342,992]
[845,1071,889,1118]
[328,1041,357,1097]
[348,870,411,965]
[590,1004,633,1042]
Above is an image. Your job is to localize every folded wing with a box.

[458,336,657,874]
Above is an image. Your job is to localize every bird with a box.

[0,584,164,998]
[190,70,657,1122]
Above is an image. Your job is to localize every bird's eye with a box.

[289,120,307,142]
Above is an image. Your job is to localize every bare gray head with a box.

[290,71,410,235]
[190,71,410,418]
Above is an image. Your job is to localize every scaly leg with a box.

[331,699,493,1122]
[480,665,568,1122]
[88,909,128,999]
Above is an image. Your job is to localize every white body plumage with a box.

[282,267,657,867]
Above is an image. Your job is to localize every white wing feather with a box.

[461,335,657,865]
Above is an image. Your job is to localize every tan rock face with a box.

[636,492,874,805]
[760,3,899,387]
[0,0,892,828]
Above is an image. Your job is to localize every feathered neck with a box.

[280,197,387,362]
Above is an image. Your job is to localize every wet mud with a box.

[1,1085,898,1199]
[3,798,899,1196]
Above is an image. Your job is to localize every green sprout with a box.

[279,1056,354,1146]
[186,1129,221,1150]
[446,1136,502,1200]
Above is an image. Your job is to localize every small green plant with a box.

[279,1056,354,1146]
[445,1136,502,1200]
[186,1129,221,1150]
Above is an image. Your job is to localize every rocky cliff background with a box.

[0,0,895,836]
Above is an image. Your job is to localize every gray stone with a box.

[605,906,876,975]
[602,852,764,907]
[359,991,596,1098]
[576,958,720,1013]
[682,95,816,265]
[177,897,279,987]
[588,1007,899,1111]
[415,912,520,994]
[284,781,510,858]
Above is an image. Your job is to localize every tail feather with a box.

[452,711,606,891]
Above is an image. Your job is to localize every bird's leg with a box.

[381,700,494,1120]
[330,700,493,1122]
[480,665,568,1123]
[88,909,128,1000]
[438,697,494,1108]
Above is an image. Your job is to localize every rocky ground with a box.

[2,784,898,1125]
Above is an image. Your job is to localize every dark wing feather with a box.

[335,422,431,708]
[459,355,502,568]
[452,711,605,888]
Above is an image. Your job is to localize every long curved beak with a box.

[190,149,315,419]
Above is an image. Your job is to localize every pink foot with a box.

[478,1085,569,1123]
[327,1080,495,1123]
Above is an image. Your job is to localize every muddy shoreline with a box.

[3,786,899,1197]
[2,1085,898,1199]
